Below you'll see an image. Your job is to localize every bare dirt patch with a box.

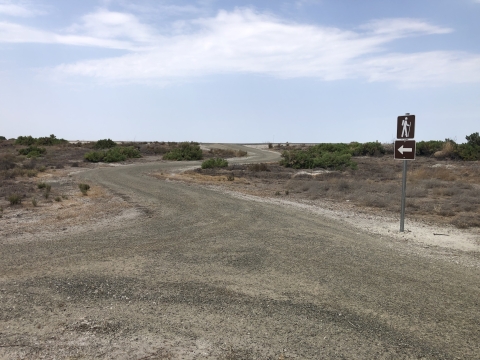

[152,156,480,253]
[0,166,140,245]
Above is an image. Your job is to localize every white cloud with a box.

[67,9,156,43]
[359,18,452,37]
[0,21,138,49]
[54,9,478,86]
[362,51,480,86]
[0,0,44,17]
[1,6,478,87]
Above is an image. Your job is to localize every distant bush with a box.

[350,142,385,156]
[94,138,117,149]
[84,146,141,163]
[456,132,480,161]
[16,134,66,146]
[413,133,480,160]
[0,136,6,141]
[416,141,444,156]
[8,194,21,205]
[38,182,46,189]
[36,134,68,146]
[15,136,36,146]
[163,142,203,161]
[280,143,357,170]
[201,158,228,169]
[79,183,90,195]
[18,146,47,158]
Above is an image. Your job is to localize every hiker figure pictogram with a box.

[401,117,411,138]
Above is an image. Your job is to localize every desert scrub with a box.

[15,134,67,146]
[32,198,38,207]
[201,158,228,169]
[350,141,385,156]
[84,146,141,163]
[42,184,52,199]
[38,182,47,189]
[94,138,117,149]
[280,143,357,170]
[163,142,203,161]
[18,146,46,158]
[55,196,62,202]
[79,183,90,195]
[8,194,22,205]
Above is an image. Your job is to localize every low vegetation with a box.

[79,183,90,195]
[84,146,141,163]
[94,139,117,149]
[163,142,203,161]
[8,194,22,205]
[15,134,67,146]
[201,158,229,169]
[280,143,359,170]
[18,145,47,158]
[190,157,480,229]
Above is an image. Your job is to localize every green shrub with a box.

[456,132,480,161]
[8,194,21,205]
[38,182,47,189]
[18,146,47,158]
[15,136,36,146]
[163,142,203,161]
[79,183,90,195]
[416,141,444,156]
[84,146,141,163]
[84,150,105,162]
[280,143,357,170]
[94,138,117,149]
[36,134,67,146]
[350,142,385,156]
[15,134,66,146]
[201,158,228,169]
[0,136,6,140]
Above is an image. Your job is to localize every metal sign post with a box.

[395,113,416,232]
[400,160,407,232]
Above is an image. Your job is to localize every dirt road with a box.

[1,145,479,359]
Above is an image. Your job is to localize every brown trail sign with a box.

[396,113,416,233]
[397,115,415,139]
[394,140,416,160]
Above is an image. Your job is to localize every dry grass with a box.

[184,156,480,229]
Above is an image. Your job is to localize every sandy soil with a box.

[152,170,480,257]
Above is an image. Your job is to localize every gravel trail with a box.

[1,145,479,359]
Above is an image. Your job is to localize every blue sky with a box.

[1,0,479,143]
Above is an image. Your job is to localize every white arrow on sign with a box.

[398,145,413,154]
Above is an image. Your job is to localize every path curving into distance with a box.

[1,145,479,359]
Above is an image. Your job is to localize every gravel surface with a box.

[1,145,479,359]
